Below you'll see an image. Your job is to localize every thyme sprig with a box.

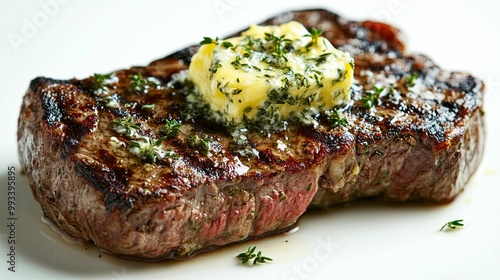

[113,116,141,138]
[129,73,161,93]
[328,109,348,128]
[93,72,116,95]
[129,73,147,92]
[264,32,293,61]
[304,27,323,47]
[189,134,213,156]
[440,219,464,231]
[130,136,170,163]
[200,37,234,49]
[159,119,181,137]
[406,72,419,87]
[361,86,385,108]
[236,246,273,265]
[200,37,219,45]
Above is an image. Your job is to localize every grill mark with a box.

[75,158,134,209]
[18,8,485,261]
[34,31,481,208]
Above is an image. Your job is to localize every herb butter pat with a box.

[188,21,354,130]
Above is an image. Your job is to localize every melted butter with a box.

[188,21,354,130]
[41,216,84,245]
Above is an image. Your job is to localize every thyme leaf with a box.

[406,72,419,87]
[130,136,167,163]
[200,37,219,45]
[129,73,161,93]
[221,41,234,49]
[113,116,141,138]
[304,27,323,47]
[236,246,272,265]
[264,32,293,61]
[361,86,385,108]
[253,250,273,265]
[129,73,147,92]
[314,52,332,65]
[440,219,464,231]
[189,134,213,156]
[93,72,116,95]
[141,104,156,110]
[328,109,348,128]
[159,119,181,137]
[200,36,234,50]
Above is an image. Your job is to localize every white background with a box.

[1,0,500,279]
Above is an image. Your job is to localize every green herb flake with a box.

[142,104,156,110]
[229,186,242,196]
[129,73,147,92]
[440,219,464,231]
[406,72,419,87]
[221,41,234,49]
[113,116,141,137]
[190,134,213,156]
[129,72,161,93]
[209,61,222,75]
[328,109,348,128]
[160,119,181,137]
[264,32,293,61]
[315,52,332,65]
[236,246,273,265]
[92,72,116,95]
[130,136,172,163]
[361,86,385,108]
[200,37,219,45]
[279,191,287,202]
[304,27,323,47]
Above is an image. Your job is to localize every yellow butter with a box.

[188,21,354,130]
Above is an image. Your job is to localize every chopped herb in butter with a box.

[187,21,354,133]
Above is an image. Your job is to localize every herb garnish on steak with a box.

[17,9,484,261]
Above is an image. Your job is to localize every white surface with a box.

[1,0,500,279]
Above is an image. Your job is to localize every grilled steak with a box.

[17,9,484,261]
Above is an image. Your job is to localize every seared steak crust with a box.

[17,9,484,261]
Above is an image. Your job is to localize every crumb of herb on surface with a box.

[141,104,156,110]
[361,86,384,108]
[440,219,464,231]
[236,246,272,265]
[406,72,419,87]
[92,72,116,95]
[160,119,181,137]
[328,109,348,128]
